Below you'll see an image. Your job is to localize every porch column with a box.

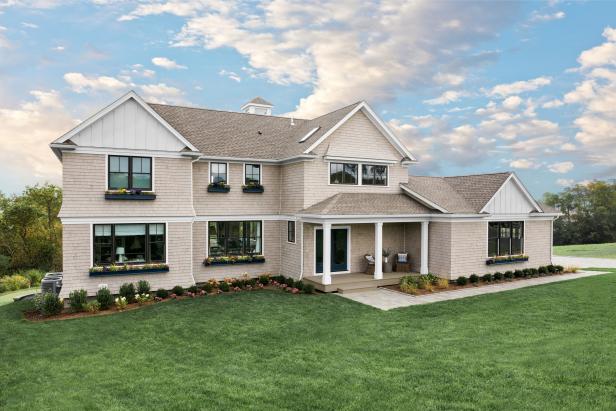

[374,222,383,280]
[420,221,429,275]
[322,222,332,285]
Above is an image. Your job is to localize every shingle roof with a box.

[148,102,362,160]
[245,97,273,106]
[299,193,434,215]
[403,172,512,213]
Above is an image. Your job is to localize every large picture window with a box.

[93,223,165,265]
[108,156,152,190]
[362,165,387,186]
[208,221,262,257]
[488,221,524,257]
[329,163,358,185]
[210,162,228,184]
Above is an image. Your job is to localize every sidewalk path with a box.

[552,256,616,269]
[337,270,610,310]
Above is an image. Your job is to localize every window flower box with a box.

[89,263,169,276]
[242,183,264,193]
[486,254,529,266]
[207,182,230,193]
[104,189,156,200]
[203,255,265,266]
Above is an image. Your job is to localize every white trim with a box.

[243,162,262,185]
[299,127,320,143]
[286,220,297,244]
[194,214,289,221]
[240,101,273,111]
[66,146,197,159]
[399,184,449,213]
[89,224,93,268]
[299,221,304,279]
[303,102,417,161]
[326,161,390,188]
[52,90,199,152]
[209,161,230,184]
[62,216,194,224]
[313,225,352,275]
[324,155,397,165]
[197,154,317,164]
[480,173,543,214]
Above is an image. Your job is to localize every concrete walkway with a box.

[552,255,616,269]
[336,270,609,310]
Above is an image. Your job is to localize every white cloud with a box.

[151,57,187,70]
[0,25,10,48]
[139,83,184,104]
[130,64,156,78]
[542,99,563,108]
[433,72,465,86]
[556,178,575,187]
[509,158,536,169]
[530,10,565,22]
[577,27,616,69]
[502,96,523,110]
[52,45,65,51]
[548,161,574,174]
[424,90,467,105]
[63,72,129,93]
[488,76,551,97]
[21,21,38,28]
[561,143,576,151]
[219,69,241,82]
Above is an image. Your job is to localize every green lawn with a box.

[553,242,616,259]
[2,273,616,411]
[0,287,39,307]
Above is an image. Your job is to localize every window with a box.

[488,221,524,257]
[108,156,152,190]
[208,221,262,257]
[93,223,165,265]
[329,163,357,185]
[244,164,261,185]
[210,162,228,184]
[287,221,296,243]
[362,165,387,186]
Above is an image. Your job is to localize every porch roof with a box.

[299,193,435,216]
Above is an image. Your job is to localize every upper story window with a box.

[287,220,296,243]
[362,165,387,186]
[210,162,228,184]
[330,163,358,185]
[108,155,152,190]
[244,164,261,185]
[93,223,165,266]
[488,221,524,257]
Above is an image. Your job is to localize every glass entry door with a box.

[315,228,349,274]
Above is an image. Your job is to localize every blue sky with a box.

[0,1,615,197]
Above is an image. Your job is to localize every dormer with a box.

[241,97,273,115]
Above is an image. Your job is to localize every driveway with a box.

[552,256,616,269]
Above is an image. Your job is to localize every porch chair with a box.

[364,254,375,275]
[394,253,411,273]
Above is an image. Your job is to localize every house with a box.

[50,91,559,297]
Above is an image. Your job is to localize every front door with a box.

[315,228,348,274]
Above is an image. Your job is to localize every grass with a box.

[2,273,616,410]
[0,287,39,307]
[553,242,616,259]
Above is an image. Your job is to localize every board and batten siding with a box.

[192,162,281,216]
[59,152,194,218]
[60,222,194,298]
[482,178,536,214]
[70,98,186,152]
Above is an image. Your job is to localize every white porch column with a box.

[374,222,383,280]
[322,222,332,285]
[420,221,429,275]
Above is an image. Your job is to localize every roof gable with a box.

[481,173,542,214]
[52,91,199,153]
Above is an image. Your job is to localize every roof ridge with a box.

[147,102,310,121]
[442,171,512,179]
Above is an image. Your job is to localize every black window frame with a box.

[361,164,388,186]
[108,155,152,191]
[210,162,228,184]
[93,223,166,266]
[208,221,263,257]
[287,220,296,244]
[244,163,261,185]
[329,162,358,185]
[488,221,524,257]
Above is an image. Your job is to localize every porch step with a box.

[303,272,408,293]
[337,286,378,294]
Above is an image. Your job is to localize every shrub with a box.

[187,285,199,294]
[493,272,503,281]
[258,274,270,285]
[417,276,434,291]
[469,274,479,284]
[514,270,524,278]
[436,278,449,289]
[529,268,539,276]
[199,283,213,294]
[547,264,556,274]
[538,266,548,275]
[504,271,514,280]
[400,281,419,294]
[303,283,315,294]
[423,273,439,286]
[456,276,468,286]
[294,281,304,291]
[172,285,184,296]
[119,283,136,303]
[115,296,128,310]
[231,279,242,288]
[1,274,30,292]
[136,280,151,295]
[284,277,295,287]
[554,265,564,273]
[135,293,151,305]
[68,289,88,312]
[565,266,578,273]
[522,269,531,277]
[218,282,230,292]
[247,278,257,287]
[155,288,169,299]
[85,301,101,314]
[482,273,493,282]
[96,287,113,310]
[23,269,45,286]
[40,292,64,316]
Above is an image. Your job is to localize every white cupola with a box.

[241,97,273,115]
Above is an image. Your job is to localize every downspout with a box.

[299,219,304,280]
